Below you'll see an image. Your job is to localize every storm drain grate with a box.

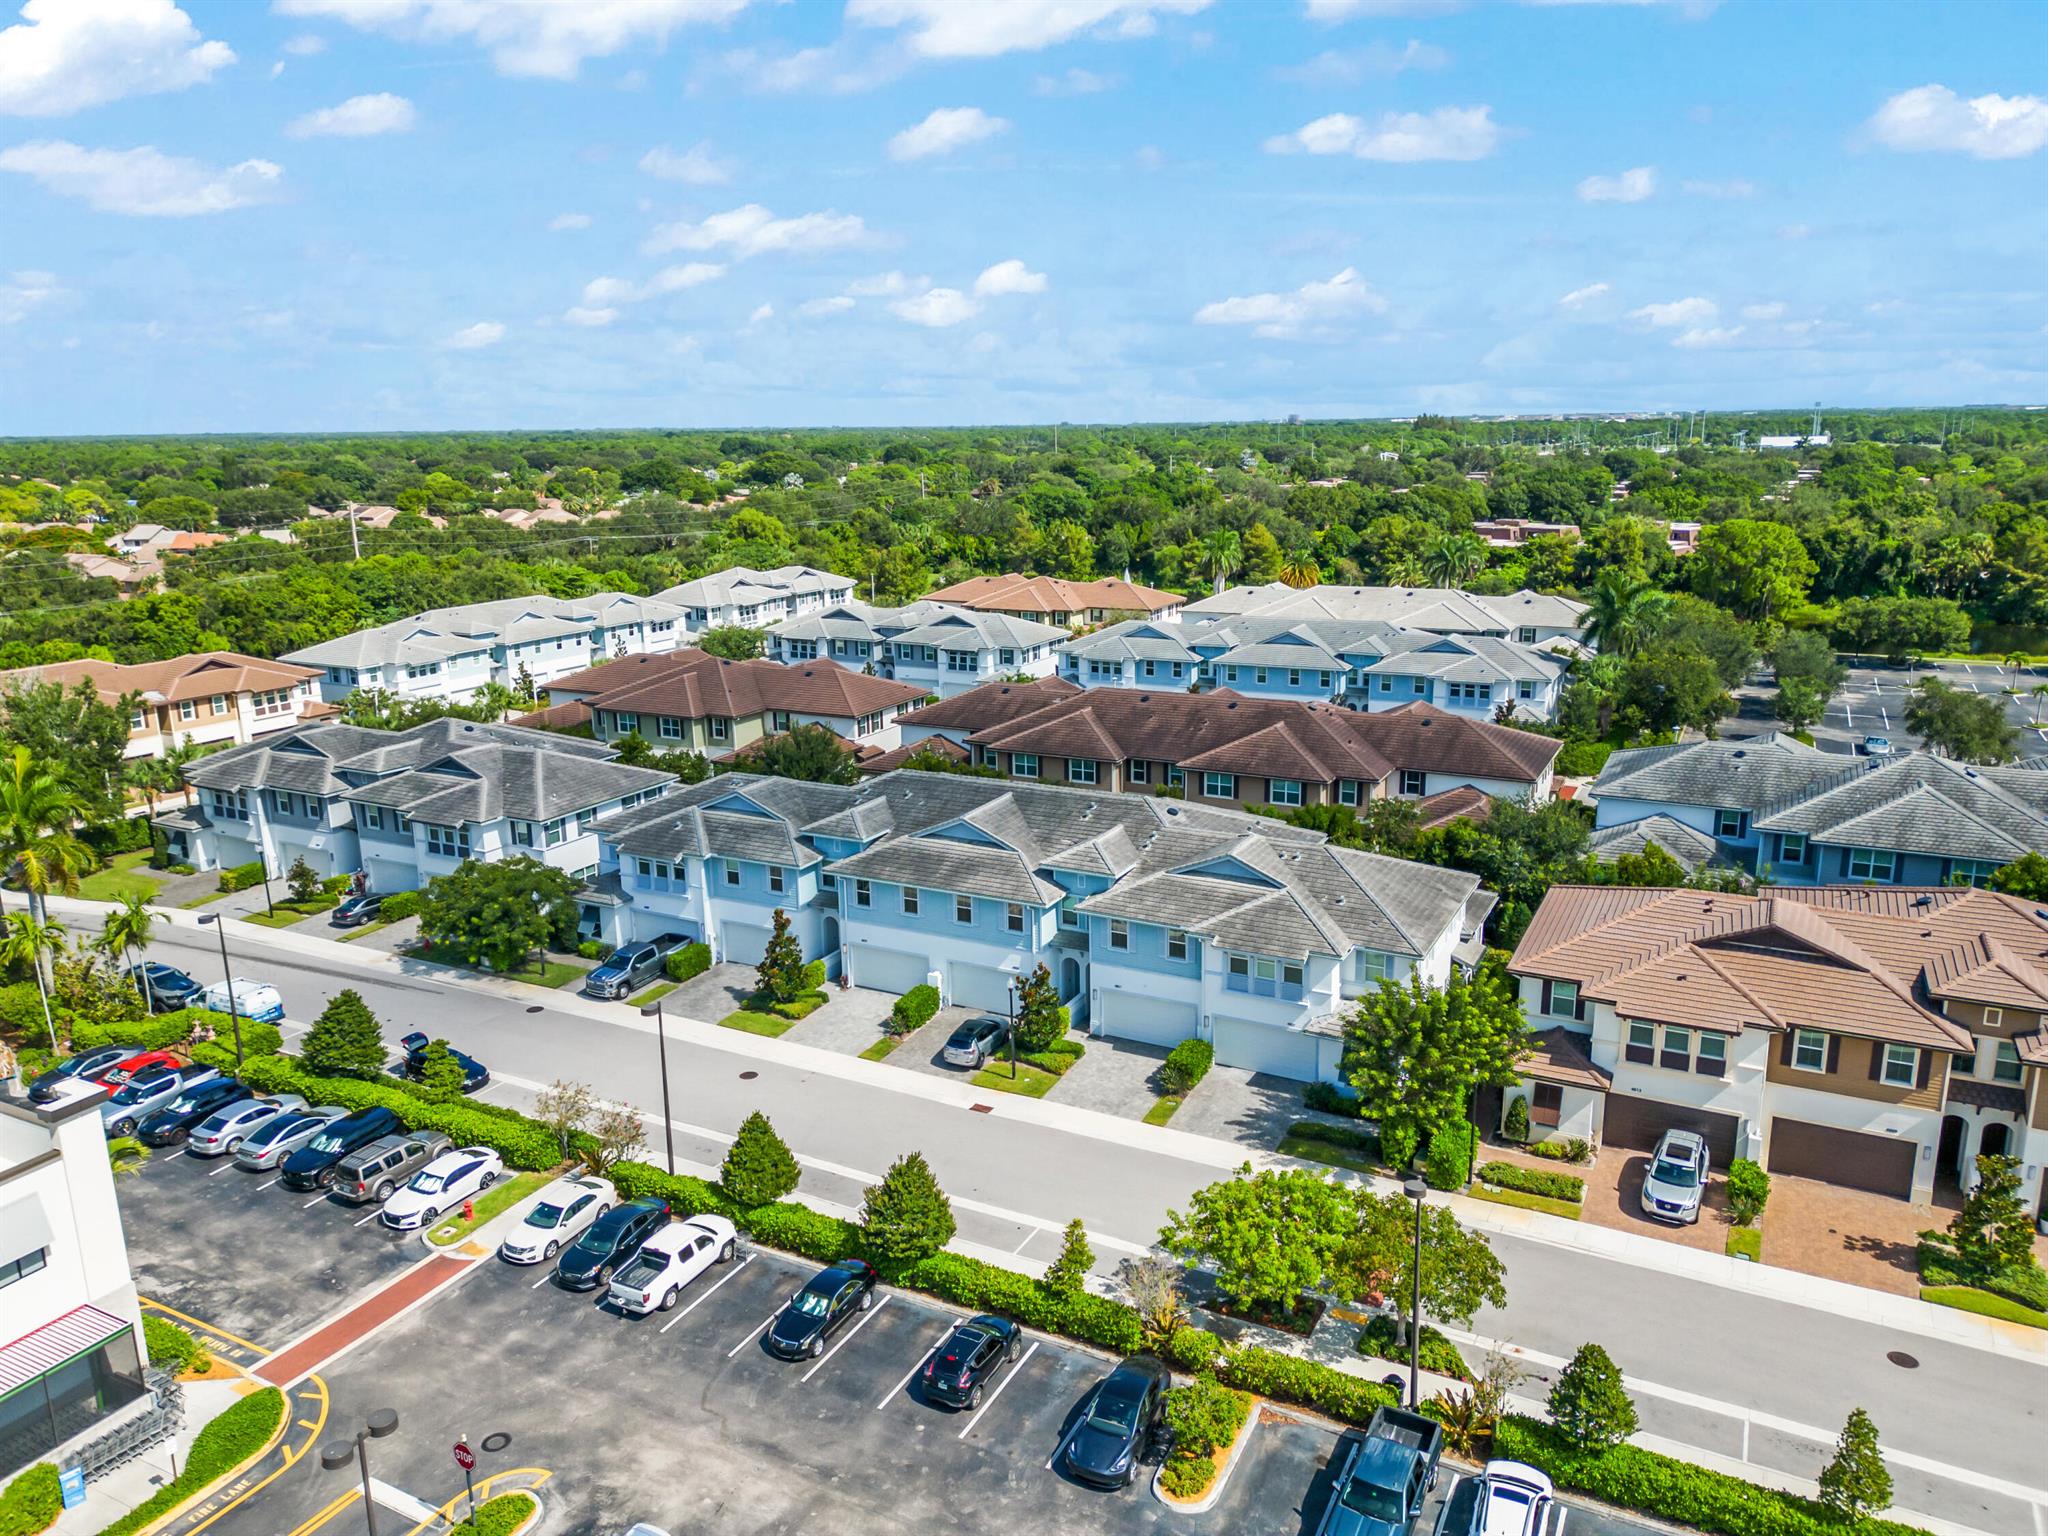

[969,1103,994,1114]
[1886,1351,1919,1369]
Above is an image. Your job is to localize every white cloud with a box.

[846,270,914,296]
[1558,281,1609,309]
[644,203,869,259]
[563,305,617,327]
[887,106,1009,161]
[798,294,856,317]
[274,0,752,80]
[1777,222,1812,240]
[1304,0,1462,17]
[579,263,724,310]
[282,33,327,55]
[890,287,980,327]
[1193,266,1387,338]
[549,211,592,231]
[1263,105,1498,162]
[1575,165,1655,202]
[270,59,284,78]
[1740,302,1785,321]
[747,302,774,323]
[718,41,906,96]
[1865,84,2048,160]
[973,259,1047,297]
[1134,144,1164,170]
[0,140,281,216]
[847,0,1210,58]
[0,268,60,323]
[1274,39,1447,85]
[0,0,232,116]
[443,320,505,349]
[286,92,417,138]
[1628,296,1716,328]
[1682,177,1754,198]
[639,141,731,184]
[1033,67,1117,95]
[1672,324,1743,348]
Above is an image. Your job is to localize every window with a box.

[1269,779,1303,807]
[1848,847,1895,881]
[1778,833,1807,865]
[1715,809,1747,839]
[0,1246,48,1289]
[1696,1032,1727,1077]
[1203,771,1236,800]
[394,813,411,835]
[1518,626,1537,643]
[1141,660,1156,678]
[424,824,469,859]
[659,716,682,740]
[1060,894,1083,929]
[1129,760,1149,785]
[1400,770,1426,796]
[129,710,144,731]
[1356,950,1396,980]
[1447,682,1489,704]
[1545,979,1581,1019]
[999,649,1015,667]
[1661,1026,1692,1072]
[1880,1043,1919,1088]
[1951,858,2000,886]
[724,863,740,887]
[544,817,567,847]
[1993,1039,2021,1083]
[853,878,871,907]
[1255,668,1269,685]
[1377,675,1394,693]
[710,717,729,741]
[1320,672,1334,689]
[511,820,532,847]
[1166,766,1183,788]
[1109,918,1129,950]
[1067,758,1098,785]
[210,694,228,715]
[1792,1028,1828,1072]
[1288,669,1302,687]
[1531,1083,1563,1127]
[616,714,639,737]
[1012,754,1039,779]
[1166,928,1188,961]
[1625,1022,1655,1064]
[768,866,785,894]
[902,887,919,915]
[1282,960,1304,999]
[1006,903,1025,934]
[1518,680,1536,700]
[945,650,976,673]
[178,699,196,721]
[771,712,791,733]
[955,895,973,925]
[363,806,385,831]
[1338,780,1359,806]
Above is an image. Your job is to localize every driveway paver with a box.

[889,1005,983,1080]
[1757,1173,1949,1296]
[1487,1142,1733,1253]
[664,961,760,1021]
[1050,1035,1165,1117]
[1170,1064,1319,1148]
[782,984,897,1053]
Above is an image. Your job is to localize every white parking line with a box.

[660,1255,754,1334]
[959,1341,1037,1440]
[728,1305,783,1359]
[300,1193,329,1210]
[208,1161,237,1177]
[257,1176,281,1190]
[1047,1412,1086,1471]
[352,1208,383,1228]
[801,1295,889,1383]
[530,1271,553,1290]
[878,1325,953,1410]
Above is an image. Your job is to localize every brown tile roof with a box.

[894,676,1083,732]
[1947,1079,2027,1114]
[1346,703,1562,784]
[513,699,594,731]
[2016,1029,2048,1067]
[923,573,1182,616]
[544,648,926,723]
[2,650,318,705]
[1414,785,1493,830]
[1520,1025,1611,1090]
[857,736,970,775]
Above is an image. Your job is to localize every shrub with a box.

[187,1019,283,1071]
[1219,1345,1398,1426]
[1423,1120,1475,1191]
[1556,740,1615,778]
[721,1112,801,1207]
[892,1251,1144,1355]
[1983,1263,2048,1312]
[800,959,827,992]
[1285,1120,1382,1159]
[0,1464,60,1536]
[143,1316,202,1371]
[1548,1342,1637,1452]
[216,860,265,894]
[1503,1094,1530,1144]
[577,940,606,961]
[1359,1315,1473,1382]
[96,1388,286,1536]
[1480,1161,1585,1202]
[889,984,939,1035]
[767,991,827,1020]
[1161,1377,1252,1496]
[299,989,385,1080]
[1724,1159,1771,1226]
[1529,1137,1592,1164]
[69,1008,213,1053]
[377,890,422,921]
[744,1202,865,1264]
[1379,1121,1420,1172]
[1161,1039,1214,1096]
[450,1491,537,1536]
[0,982,46,1035]
[237,1056,563,1169]
[320,874,353,895]
[1042,1218,1093,1295]
[1163,1325,1224,1373]
[1302,1081,1364,1118]
[666,942,711,982]
[861,1151,955,1263]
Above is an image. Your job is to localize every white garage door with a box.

[852,946,929,995]
[949,963,1014,1013]
[1099,994,1198,1047]
[721,924,772,966]
[1214,1017,1322,1081]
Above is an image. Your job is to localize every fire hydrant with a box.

[462,1199,475,1222]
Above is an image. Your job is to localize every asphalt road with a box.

[110,916,2047,1530]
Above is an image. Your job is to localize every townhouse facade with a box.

[585,770,1489,1083]
[921,573,1185,628]
[519,647,929,755]
[899,681,1560,807]
[768,601,1065,699]
[1184,582,1589,648]
[1592,735,2048,886]
[0,652,327,760]
[652,565,855,633]
[155,718,671,893]
[285,593,689,706]
[1506,884,2048,1214]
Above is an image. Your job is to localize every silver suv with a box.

[332,1130,453,1205]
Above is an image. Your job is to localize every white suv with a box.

[1640,1129,1709,1225]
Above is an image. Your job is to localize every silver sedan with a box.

[187,1095,307,1157]
[233,1105,348,1171]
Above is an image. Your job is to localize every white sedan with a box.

[499,1175,616,1265]
[606,1214,739,1314]
[380,1146,504,1231]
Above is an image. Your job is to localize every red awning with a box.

[0,1304,131,1396]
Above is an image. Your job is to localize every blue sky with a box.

[0,0,2043,434]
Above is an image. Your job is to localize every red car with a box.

[96,1050,183,1088]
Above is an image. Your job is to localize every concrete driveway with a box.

[1049,1036,1165,1118]
[1170,1065,1317,1149]
[664,961,760,1021]
[783,984,898,1053]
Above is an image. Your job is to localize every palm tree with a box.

[1200,530,1242,595]
[1280,550,1321,589]
[160,738,203,807]
[1582,569,1673,658]
[0,909,68,1048]
[107,1136,151,1178]
[0,746,92,927]
[1421,531,1487,590]
[2031,683,2048,727]
[101,891,155,1004]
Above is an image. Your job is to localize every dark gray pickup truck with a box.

[1315,1405,1445,1536]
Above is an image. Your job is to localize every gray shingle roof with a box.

[284,591,685,671]
[1594,733,1839,812]
[1754,754,2048,863]
[1588,814,1723,872]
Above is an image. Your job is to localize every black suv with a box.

[280,1106,403,1190]
[1063,1355,1170,1489]
[554,1198,670,1290]
[128,962,202,1013]
[396,1032,489,1094]
[135,1079,249,1146]
[922,1315,1022,1409]
[766,1260,878,1360]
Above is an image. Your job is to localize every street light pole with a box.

[318,1407,398,1536]
[1402,1175,1427,1411]
[640,998,676,1174]
[196,914,244,1074]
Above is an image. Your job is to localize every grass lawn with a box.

[339,919,395,942]
[968,1059,1060,1098]
[628,980,678,1008]
[1142,1095,1183,1126]
[857,1036,900,1062]
[1468,1184,1582,1220]
[1725,1227,1763,1261]
[240,896,338,930]
[428,1170,553,1248]
[78,849,165,903]
[408,942,589,989]
[1278,1131,1383,1179]
[178,886,233,909]
[1920,1286,2048,1329]
[719,1009,799,1037]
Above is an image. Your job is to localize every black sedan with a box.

[27,1046,132,1104]
[922,1314,1022,1409]
[396,1031,490,1093]
[330,892,384,928]
[554,1198,670,1290]
[766,1259,877,1360]
[128,962,202,1013]
[136,1079,250,1146]
[1063,1355,1169,1489]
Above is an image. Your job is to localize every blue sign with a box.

[59,1466,85,1509]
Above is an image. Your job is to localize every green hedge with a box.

[1492,1416,1931,1536]
[1555,740,1614,778]
[0,982,47,1035]
[1424,1120,1476,1191]
[216,861,266,894]
[1163,1324,1225,1373]
[376,890,422,921]
[143,1316,203,1371]
[1528,1137,1592,1164]
[70,1009,215,1053]
[95,1388,285,1536]
[1358,1315,1473,1382]
[1218,1344,1398,1425]
[893,1252,1145,1354]
[1917,1241,2048,1312]
[890,984,939,1034]
[1162,1039,1214,1096]
[0,1465,59,1536]
[666,942,711,982]
[1479,1160,1585,1202]
[1301,1082,1365,1119]
[1285,1120,1381,1159]
[451,1492,537,1536]
[237,1057,563,1169]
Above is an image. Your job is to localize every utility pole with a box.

[347,503,361,562]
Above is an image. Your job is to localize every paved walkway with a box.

[1051,1036,1165,1117]
[258,1256,470,1386]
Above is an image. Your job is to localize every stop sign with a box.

[453,1442,475,1471]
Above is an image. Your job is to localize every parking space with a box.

[1727,657,2048,759]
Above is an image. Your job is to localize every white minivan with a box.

[199,977,286,1023]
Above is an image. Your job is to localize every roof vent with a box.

[1731,749,1746,759]
[1912,894,1934,908]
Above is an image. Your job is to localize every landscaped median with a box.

[429,1170,554,1248]
[0,1463,60,1536]
[449,1490,540,1535]
[1155,1375,1255,1508]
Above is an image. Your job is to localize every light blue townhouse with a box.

[770,600,1065,699]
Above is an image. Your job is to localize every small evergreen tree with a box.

[721,1111,801,1207]
[1948,1154,2034,1275]
[756,907,806,1004]
[299,988,385,1079]
[287,856,320,904]
[1012,962,1066,1053]
[860,1151,955,1265]
[1502,1094,1530,1145]
[417,1038,467,1100]
[1042,1218,1094,1295]
[1547,1342,1638,1452]
[1817,1408,1891,1523]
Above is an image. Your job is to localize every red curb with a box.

[257,1256,469,1385]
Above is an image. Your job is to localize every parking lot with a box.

[1726,656,2048,758]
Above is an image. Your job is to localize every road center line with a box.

[660,1255,754,1334]
[802,1294,889,1382]
[959,1341,1037,1440]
